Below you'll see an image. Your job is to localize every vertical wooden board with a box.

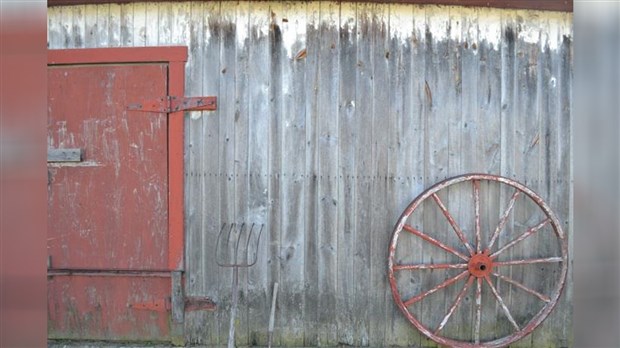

[108,3,121,47]
[157,2,172,45]
[420,7,450,347]
[478,8,504,343]
[172,2,190,46]
[83,5,98,48]
[366,3,392,347]
[336,2,357,345]
[558,15,572,346]
[215,3,237,345]
[278,2,307,345]
[183,2,206,344]
[71,5,85,48]
[531,14,572,347]
[438,7,468,340]
[497,10,519,343]
[199,2,222,345]
[350,3,374,346]
[233,2,251,345]
[132,2,146,47]
[48,7,63,48]
[267,2,283,345]
[144,2,159,46]
[60,6,74,48]
[314,3,340,345]
[96,4,109,46]
[384,6,425,346]
[247,3,272,345]
[302,3,320,346]
[120,3,133,46]
[507,11,540,348]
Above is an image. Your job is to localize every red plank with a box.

[168,61,185,271]
[47,275,171,341]
[48,46,187,64]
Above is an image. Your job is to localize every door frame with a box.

[48,46,186,272]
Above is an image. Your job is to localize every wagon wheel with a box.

[388,174,568,348]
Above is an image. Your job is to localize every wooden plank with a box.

[119,3,132,46]
[157,1,172,45]
[183,1,207,344]
[108,3,121,46]
[198,1,222,345]
[315,2,339,345]
[96,3,109,46]
[47,6,63,48]
[507,10,541,348]
[233,2,251,346]
[60,6,74,48]
[72,5,86,48]
[83,4,98,48]
[132,2,146,46]
[266,2,284,345]
[47,148,83,162]
[336,2,357,345]
[172,1,190,46]
[350,3,374,346]
[479,7,504,343]
[302,2,320,346]
[420,6,452,348]
[497,9,519,343]
[246,3,272,345]
[444,8,468,340]
[144,2,158,46]
[278,2,307,345]
[367,2,391,347]
[217,3,237,345]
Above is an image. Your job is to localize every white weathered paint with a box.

[478,8,502,49]
[390,4,413,43]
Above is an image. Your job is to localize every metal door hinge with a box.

[130,296,216,312]
[126,96,217,113]
[184,296,217,312]
[130,297,171,312]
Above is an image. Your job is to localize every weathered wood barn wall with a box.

[48,2,572,347]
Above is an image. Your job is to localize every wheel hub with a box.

[468,252,493,278]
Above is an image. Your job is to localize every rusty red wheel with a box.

[388,174,568,348]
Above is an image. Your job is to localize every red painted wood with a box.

[168,61,184,271]
[47,47,188,342]
[47,275,171,341]
[47,64,169,270]
[48,46,187,64]
[46,0,573,12]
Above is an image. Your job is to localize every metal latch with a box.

[130,297,171,312]
[126,96,217,113]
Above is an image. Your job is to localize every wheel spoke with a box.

[435,275,474,334]
[484,276,520,331]
[473,180,481,253]
[494,257,563,266]
[490,218,550,258]
[403,224,469,261]
[492,272,551,303]
[474,277,482,344]
[487,190,520,251]
[431,193,475,256]
[393,263,468,271]
[403,270,469,307]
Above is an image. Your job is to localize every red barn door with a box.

[47,48,192,343]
